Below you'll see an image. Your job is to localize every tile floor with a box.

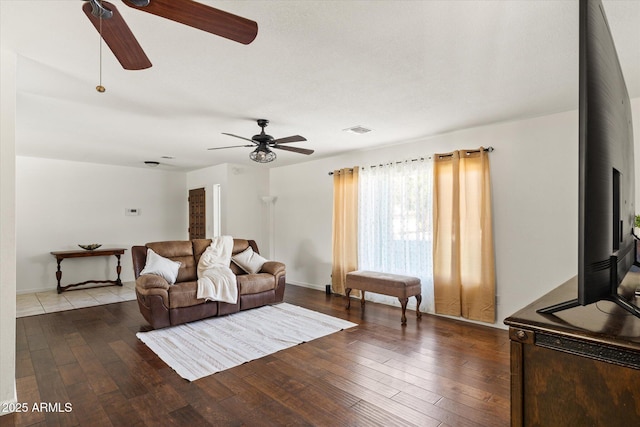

[16,281,137,318]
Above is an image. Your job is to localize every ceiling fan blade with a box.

[82,1,152,70]
[207,144,254,151]
[272,135,307,144]
[122,0,258,45]
[273,145,314,155]
[222,133,257,144]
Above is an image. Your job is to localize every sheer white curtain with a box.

[358,159,434,313]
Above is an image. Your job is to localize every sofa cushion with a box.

[140,248,182,284]
[167,281,201,309]
[232,246,268,274]
[229,262,245,275]
[147,241,197,282]
[237,273,275,295]
[232,239,251,254]
[192,238,213,265]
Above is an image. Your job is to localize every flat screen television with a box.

[538,0,640,318]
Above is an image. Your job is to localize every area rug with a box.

[136,303,357,381]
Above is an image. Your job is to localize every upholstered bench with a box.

[345,270,422,325]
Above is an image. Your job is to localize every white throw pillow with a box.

[140,248,182,284]
[231,246,268,274]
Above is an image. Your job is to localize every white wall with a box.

[186,163,271,256]
[1,49,18,414]
[271,98,640,328]
[225,165,270,249]
[16,157,188,293]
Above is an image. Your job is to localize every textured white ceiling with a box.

[2,0,639,171]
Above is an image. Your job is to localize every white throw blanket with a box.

[196,236,238,304]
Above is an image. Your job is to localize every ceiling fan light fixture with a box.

[249,146,276,163]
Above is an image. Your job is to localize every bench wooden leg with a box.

[415,294,422,319]
[345,288,352,309]
[360,291,366,307]
[399,297,408,325]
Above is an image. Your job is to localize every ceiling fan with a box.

[82,0,258,70]
[209,119,313,163]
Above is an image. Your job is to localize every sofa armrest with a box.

[136,274,170,291]
[260,261,285,276]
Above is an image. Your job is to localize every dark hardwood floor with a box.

[2,285,510,427]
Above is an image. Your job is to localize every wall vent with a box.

[343,125,372,134]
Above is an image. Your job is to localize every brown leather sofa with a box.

[131,238,285,329]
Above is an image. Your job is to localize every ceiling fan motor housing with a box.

[253,134,274,144]
[252,119,273,143]
[254,119,274,144]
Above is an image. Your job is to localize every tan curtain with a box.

[433,148,495,322]
[331,167,359,295]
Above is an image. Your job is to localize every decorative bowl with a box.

[78,244,102,251]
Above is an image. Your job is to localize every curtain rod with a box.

[328,146,494,175]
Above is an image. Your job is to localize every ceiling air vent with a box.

[343,125,372,135]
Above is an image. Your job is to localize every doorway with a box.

[188,187,206,239]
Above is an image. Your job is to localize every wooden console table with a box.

[504,274,640,426]
[50,248,126,293]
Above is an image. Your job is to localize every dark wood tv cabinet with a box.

[504,274,640,426]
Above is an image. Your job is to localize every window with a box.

[358,159,434,312]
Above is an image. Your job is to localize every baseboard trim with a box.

[286,281,504,329]
[286,281,326,292]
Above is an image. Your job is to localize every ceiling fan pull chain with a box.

[96,1,106,93]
